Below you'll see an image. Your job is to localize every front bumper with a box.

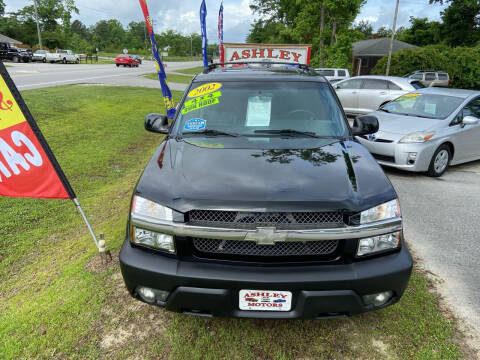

[119,239,413,319]
[357,137,438,172]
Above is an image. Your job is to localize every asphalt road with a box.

[6,60,200,91]
[386,162,480,341]
[5,61,480,343]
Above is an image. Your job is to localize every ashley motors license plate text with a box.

[239,290,292,311]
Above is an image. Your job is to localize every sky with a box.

[5,0,448,43]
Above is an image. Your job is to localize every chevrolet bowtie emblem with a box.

[244,227,287,245]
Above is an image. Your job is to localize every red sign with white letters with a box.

[221,43,312,65]
[0,62,74,199]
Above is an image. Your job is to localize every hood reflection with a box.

[251,147,341,166]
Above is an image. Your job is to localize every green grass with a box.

[176,66,205,75]
[0,85,470,359]
[144,72,194,84]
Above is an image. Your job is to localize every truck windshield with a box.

[176,81,347,138]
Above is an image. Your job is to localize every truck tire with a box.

[63,58,67,64]
[75,58,79,64]
[12,56,19,63]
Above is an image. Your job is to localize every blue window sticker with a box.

[184,118,206,131]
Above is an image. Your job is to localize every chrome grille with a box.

[188,210,343,229]
[192,238,339,257]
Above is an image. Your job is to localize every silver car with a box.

[334,75,425,116]
[356,87,480,177]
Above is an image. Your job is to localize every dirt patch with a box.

[84,251,119,274]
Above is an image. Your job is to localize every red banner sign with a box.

[0,63,73,199]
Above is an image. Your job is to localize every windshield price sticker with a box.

[184,118,207,131]
[181,91,222,114]
[239,290,292,311]
[188,83,222,98]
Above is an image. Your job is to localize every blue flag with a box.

[200,0,208,68]
[139,0,176,119]
[218,1,224,62]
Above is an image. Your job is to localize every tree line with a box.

[0,0,216,56]
[247,0,480,69]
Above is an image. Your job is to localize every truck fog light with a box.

[363,291,393,307]
[133,227,175,253]
[136,286,170,304]
[407,152,417,165]
[357,232,401,256]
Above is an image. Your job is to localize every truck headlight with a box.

[399,131,434,143]
[131,195,173,221]
[131,196,175,253]
[360,199,400,224]
[132,227,175,253]
[357,232,401,256]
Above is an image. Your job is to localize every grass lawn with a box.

[144,72,194,84]
[176,66,205,75]
[0,85,472,359]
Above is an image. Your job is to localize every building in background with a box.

[352,38,418,75]
[0,34,23,46]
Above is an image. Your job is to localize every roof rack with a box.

[204,61,316,74]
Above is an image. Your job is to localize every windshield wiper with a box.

[182,129,239,137]
[379,108,391,113]
[254,129,320,138]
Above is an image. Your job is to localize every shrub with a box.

[371,45,480,90]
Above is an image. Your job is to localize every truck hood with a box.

[135,138,396,214]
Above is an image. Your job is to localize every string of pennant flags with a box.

[0,0,225,251]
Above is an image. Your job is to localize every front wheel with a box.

[12,56,19,63]
[427,144,451,177]
[116,64,120,67]
[62,58,67,64]
[75,58,79,64]
[42,58,46,63]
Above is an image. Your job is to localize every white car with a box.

[55,50,79,64]
[333,75,425,116]
[314,68,350,82]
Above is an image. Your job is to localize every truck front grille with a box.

[188,210,343,229]
[191,237,339,258]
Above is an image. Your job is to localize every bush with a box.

[371,45,480,90]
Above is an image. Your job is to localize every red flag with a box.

[0,62,74,199]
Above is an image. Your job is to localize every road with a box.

[386,162,480,343]
[6,60,200,91]
[5,61,480,344]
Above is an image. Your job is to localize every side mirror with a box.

[351,115,379,136]
[145,113,169,134]
[462,115,479,126]
[334,84,339,90]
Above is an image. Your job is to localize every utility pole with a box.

[33,0,43,49]
[319,3,326,67]
[190,35,193,58]
[386,0,400,76]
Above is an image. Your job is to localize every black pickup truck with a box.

[0,42,31,63]
[119,63,413,319]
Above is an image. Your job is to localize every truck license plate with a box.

[239,289,292,311]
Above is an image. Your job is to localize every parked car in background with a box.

[0,42,31,63]
[32,49,48,62]
[334,75,425,116]
[56,49,79,64]
[314,68,350,82]
[131,55,142,64]
[115,54,139,67]
[357,87,480,177]
[405,70,450,88]
[46,51,62,63]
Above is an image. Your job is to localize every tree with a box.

[434,0,480,46]
[0,0,5,17]
[396,17,442,46]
